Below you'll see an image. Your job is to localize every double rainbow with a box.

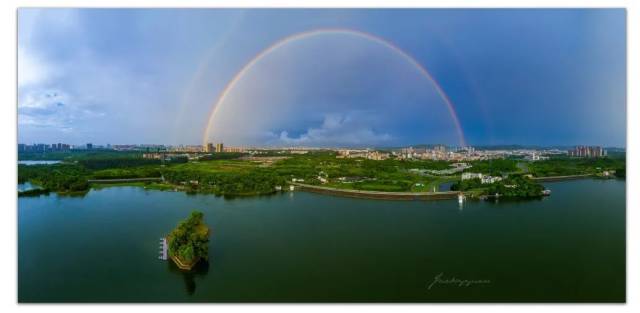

[202,28,466,147]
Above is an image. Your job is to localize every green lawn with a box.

[167,159,260,174]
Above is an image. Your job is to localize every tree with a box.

[168,211,210,266]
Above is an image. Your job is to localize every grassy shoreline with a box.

[292,182,460,201]
[18,151,625,199]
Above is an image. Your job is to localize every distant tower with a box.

[204,143,214,153]
[215,143,224,153]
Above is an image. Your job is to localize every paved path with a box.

[88,177,163,183]
[290,182,460,201]
[531,174,592,182]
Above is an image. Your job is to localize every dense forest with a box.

[527,156,626,177]
[18,164,90,193]
[451,174,545,198]
[168,211,210,266]
[464,159,519,176]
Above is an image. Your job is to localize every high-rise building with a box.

[215,143,224,153]
[19,143,71,152]
[34,143,47,152]
[568,146,605,158]
[204,143,214,153]
[52,143,69,151]
[86,143,93,150]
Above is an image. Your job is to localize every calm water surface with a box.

[18,182,38,192]
[18,179,625,302]
[18,160,61,165]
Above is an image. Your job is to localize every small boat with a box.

[542,189,551,196]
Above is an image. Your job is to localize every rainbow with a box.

[171,11,246,144]
[202,28,466,147]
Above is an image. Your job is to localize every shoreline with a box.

[22,175,608,201]
[531,174,592,182]
[290,182,460,201]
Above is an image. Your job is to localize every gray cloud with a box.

[18,89,104,132]
[270,113,392,147]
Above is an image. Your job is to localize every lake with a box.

[18,182,38,192]
[18,160,62,165]
[18,179,625,302]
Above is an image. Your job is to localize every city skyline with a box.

[17,141,623,151]
[18,9,626,147]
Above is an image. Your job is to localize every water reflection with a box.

[167,259,210,295]
[18,160,61,165]
[17,181,626,302]
[58,191,89,198]
[18,182,39,192]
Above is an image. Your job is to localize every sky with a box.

[17,9,626,147]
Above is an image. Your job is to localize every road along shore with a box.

[290,182,460,201]
[531,174,592,182]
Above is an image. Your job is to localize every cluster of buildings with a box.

[18,143,71,153]
[567,146,606,158]
[332,145,565,162]
[18,140,610,162]
[174,142,244,153]
[382,145,605,162]
[141,152,194,162]
[523,152,549,161]
[417,162,473,176]
[461,172,503,184]
[112,144,164,151]
[18,142,166,152]
[388,145,536,162]
[387,146,494,161]
[166,145,203,153]
[396,146,442,160]
[335,146,482,162]
[336,149,390,160]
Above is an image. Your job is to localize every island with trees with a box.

[167,211,210,270]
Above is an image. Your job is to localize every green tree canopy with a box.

[168,211,210,264]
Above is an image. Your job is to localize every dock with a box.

[158,237,168,260]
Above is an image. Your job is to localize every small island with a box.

[167,211,210,270]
